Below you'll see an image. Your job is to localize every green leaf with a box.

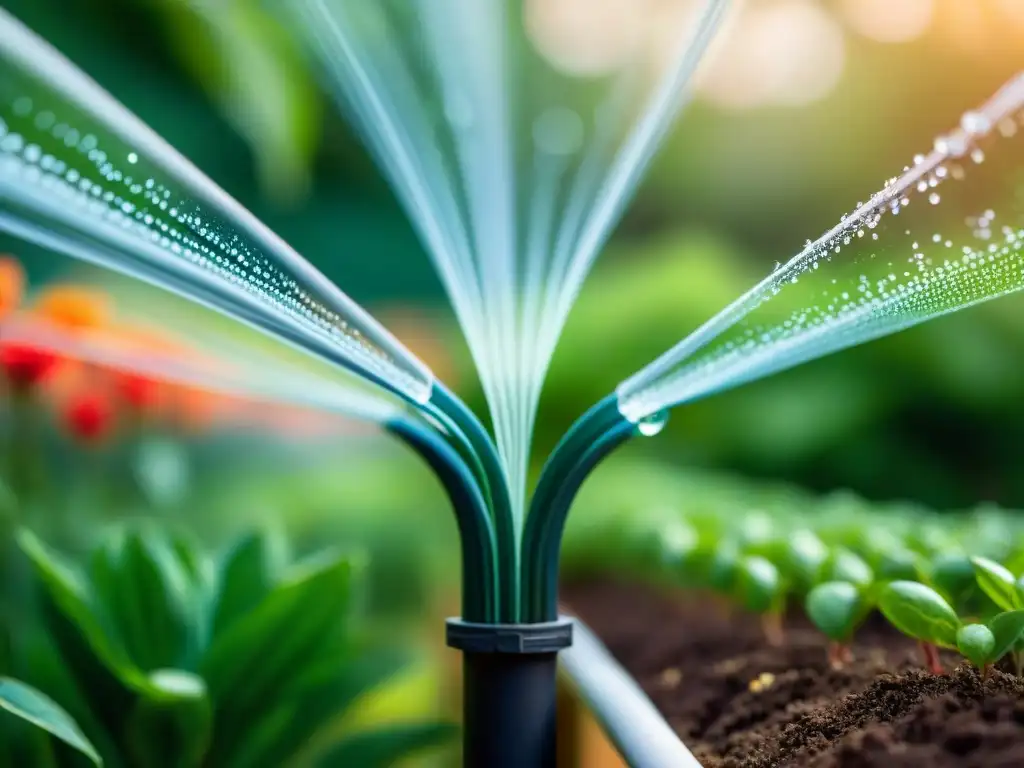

[653,521,697,572]
[235,645,412,767]
[782,530,828,591]
[91,531,190,671]
[820,547,873,588]
[956,624,995,669]
[735,555,782,614]
[805,581,864,642]
[0,677,102,765]
[878,581,961,648]
[874,547,923,582]
[210,532,277,638]
[988,610,1024,663]
[313,722,458,768]
[155,1,321,202]
[971,556,1020,612]
[125,670,212,768]
[18,530,145,741]
[705,541,739,593]
[200,552,357,762]
[928,553,980,612]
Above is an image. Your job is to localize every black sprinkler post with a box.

[447,618,574,768]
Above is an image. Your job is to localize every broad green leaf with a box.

[125,670,212,768]
[313,722,458,768]
[988,610,1024,663]
[971,557,1020,612]
[820,547,873,588]
[92,531,190,671]
[200,553,356,762]
[874,547,923,582]
[878,581,960,649]
[735,555,782,614]
[0,677,102,765]
[782,530,828,591]
[956,624,995,669]
[18,530,145,685]
[805,581,864,642]
[928,553,980,612]
[210,532,276,638]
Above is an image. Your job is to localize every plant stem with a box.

[762,612,785,647]
[387,416,499,623]
[427,383,518,622]
[919,641,943,675]
[521,396,634,622]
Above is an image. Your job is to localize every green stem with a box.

[387,416,499,623]
[426,383,518,622]
[522,395,634,622]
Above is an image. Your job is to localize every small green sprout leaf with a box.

[874,547,923,582]
[805,581,865,642]
[928,553,980,612]
[783,530,828,591]
[735,555,782,615]
[956,624,995,669]
[878,581,960,649]
[988,610,1024,663]
[706,541,740,594]
[971,557,1021,612]
[821,547,873,588]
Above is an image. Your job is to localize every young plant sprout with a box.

[805,581,870,668]
[878,580,1024,676]
[735,555,787,646]
[971,556,1024,673]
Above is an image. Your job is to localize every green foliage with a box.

[878,581,959,649]
[955,624,995,669]
[734,555,783,615]
[971,556,1022,612]
[12,527,455,767]
[0,676,101,765]
[805,581,866,643]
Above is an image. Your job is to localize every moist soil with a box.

[562,578,1024,767]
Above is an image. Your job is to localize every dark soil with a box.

[562,578,1024,767]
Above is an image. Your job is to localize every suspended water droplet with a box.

[127,151,138,164]
[637,411,669,437]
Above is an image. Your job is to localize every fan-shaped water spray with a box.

[290,0,732,522]
[618,71,1024,422]
[0,9,431,405]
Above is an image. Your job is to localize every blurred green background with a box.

[4,0,1024,548]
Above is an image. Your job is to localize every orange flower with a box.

[34,285,112,331]
[0,256,25,320]
[0,342,60,391]
[64,391,115,443]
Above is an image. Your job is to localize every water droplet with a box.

[928,192,941,205]
[960,110,991,136]
[637,411,669,437]
[127,152,138,164]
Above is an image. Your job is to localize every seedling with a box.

[971,556,1024,672]
[735,555,787,646]
[878,580,1024,676]
[805,581,872,668]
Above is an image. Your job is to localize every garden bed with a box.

[563,578,1024,768]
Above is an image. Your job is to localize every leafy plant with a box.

[878,580,1024,676]
[971,556,1024,672]
[12,527,456,767]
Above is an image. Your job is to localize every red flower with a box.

[0,342,59,391]
[64,392,114,443]
[117,373,163,413]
